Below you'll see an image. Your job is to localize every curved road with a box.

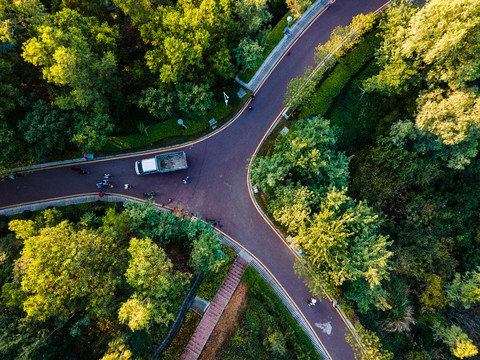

[0,1,388,358]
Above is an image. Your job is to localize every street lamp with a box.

[287,16,292,34]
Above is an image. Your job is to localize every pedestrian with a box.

[98,191,105,198]
[248,106,253,111]
[168,198,172,203]
[328,0,333,8]
[102,179,109,185]
[183,179,187,184]
[308,298,317,307]
[250,94,255,100]
[186,176,190,182]
[287,51,291,56]
[96,183,102,189]
[9,173,15,180]
[124,184,130,189]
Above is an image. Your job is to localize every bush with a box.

[196,246,237,301]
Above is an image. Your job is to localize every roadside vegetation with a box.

[0,200,228,359]
[0,0,321,173]
[252,0,480,358]
[218,266,323,360]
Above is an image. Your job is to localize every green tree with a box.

[141,0,235,85]
[364,0,480,94]
[414,88,480,169]
[71,112,114,154]
[235,0,271,35]
[433,323,479,359]
[447,269,480,309]
[111,0,154,26]
[176,82,215,119]
[0,121,21,171]
[189,229,227,274]
[380,278,415,333]
[419,273,447,313]
[18,100,70,160]
[0,53,17,121]
[296,187,393,312]
[286,0,311,18]
[123,200,178,244]
[251,116,349,195]
[138,86,176,119]
[12,220,122,320]
[22,8,119,113]
[120,237,190,331]
[0,0,46,45]
[269,182,313,234]
[234,37,264,70]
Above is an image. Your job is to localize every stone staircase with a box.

[179,256,248,360]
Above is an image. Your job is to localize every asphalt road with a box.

[0,0,389,358]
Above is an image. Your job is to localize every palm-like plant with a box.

[380,277,416,333]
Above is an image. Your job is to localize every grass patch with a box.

[196,246,237,302]
[237,12,295,83]
[159,309,202,360]
[222,266,322,359]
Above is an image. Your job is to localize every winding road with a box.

[0,0,388,358]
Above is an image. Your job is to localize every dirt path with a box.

[198,281,249,360]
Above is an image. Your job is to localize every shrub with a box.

[196,246,237,301]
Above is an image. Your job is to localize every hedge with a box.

[299,29,381,119]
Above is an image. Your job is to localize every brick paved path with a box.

[179,257,248,360]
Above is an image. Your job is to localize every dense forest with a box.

[0,0,304,171]
[0,201,227,358]
[253,0,480,358]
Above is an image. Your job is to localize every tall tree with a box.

[296,187,393,312]
[189,230,227,274]
[11,220,122,320]
[18,100,70,160]
[70,112,114,154]
[0,0,46,45]
[22,8,119,113]
[364,0,480,94]
[119,237,190,331]
[140,0,235,85]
